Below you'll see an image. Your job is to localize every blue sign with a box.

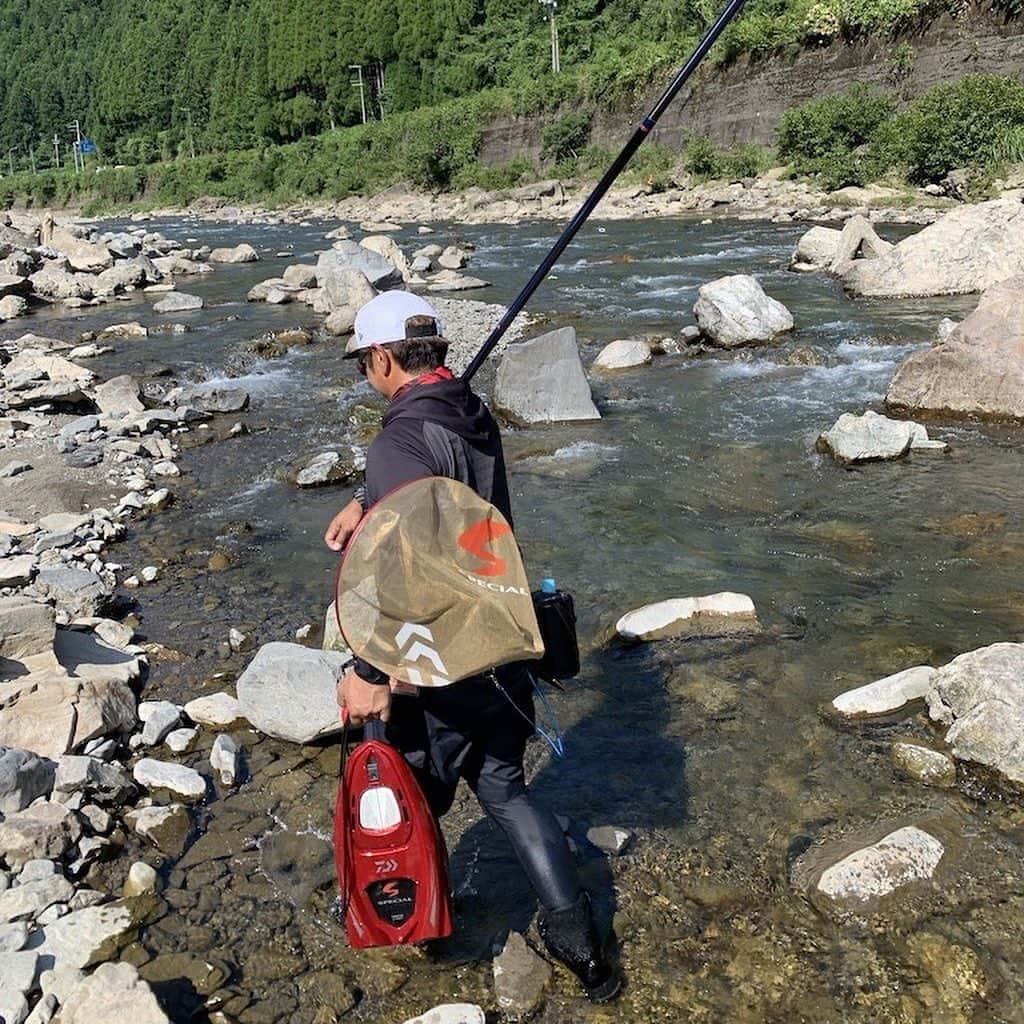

[79,138,97,154]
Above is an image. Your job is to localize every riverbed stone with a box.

[586,825,634,855]
[493,931,550,1017]
[0,597,55,663]
[0,747,55,815]
[52,630,142,687]
[322,602,350,655]
[616,592,759,642]
[892,743,957,787]
[830,214,893,275]
[209,243,258,264]
[886,275,1024,423]
[593,339,652,371]
[0,920,29,952]
[790,225,842,272]
[171,384,249,414]
[494,327,600,425]
[124,804,191,858]
[403,1006,485,1024]
[815,410,946,464]
[426,269,490,292]
[0,295,27,320]
[139,703,181,747]
[0,950,39,1005]
[33,568,110,619]
[53,756,133,805]
[0,555,38,588]
[183,693,246,730]
[0,803,81,869]
[235,643,347,743]
[693,274,794,349]
[0,875,74,923]
[294,450,360,487]
[844,198,1024,298]
[92,375,144,417]
[152,292,203,314]
[49,959,168,1022]
[132,759,206,802]
[815,826,944,903]
[210,734,239,786]
[123,862,159,899]
[926,642,1024,787]
[317,243,397,301]
[0,991,28,1024]
[164,728,197,754]
[830,666,936,718]
[48,228,113,274]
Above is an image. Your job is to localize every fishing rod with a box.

[461,0,747,383]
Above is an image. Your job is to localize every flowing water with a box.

[21,215,1024,1022]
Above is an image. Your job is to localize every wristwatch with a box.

[342,656,389,686]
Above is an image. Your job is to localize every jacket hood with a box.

[383,378,495,443]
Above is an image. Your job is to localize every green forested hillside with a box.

[0,0,999,170]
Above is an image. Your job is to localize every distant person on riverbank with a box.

[324,291,620,1002]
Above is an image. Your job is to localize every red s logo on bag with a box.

[457,518,513,577]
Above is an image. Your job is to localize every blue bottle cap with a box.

[541,577,557,594]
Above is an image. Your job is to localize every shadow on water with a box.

[433,640,687,968]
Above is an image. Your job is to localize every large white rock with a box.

[0,875,74,923]
[494,327,600,426]
[844,198,1024,298]
[209,243,259,264]
[46,956,167,1021]
[0,803,82,869]
[616,593,759,642]
[152,292,203,314]
[210,734,239,787]
[183,693,247,730]
[816,826,944,902]
[316,242,398,304]
[0,597,55,663]
[815,410,947,464]
[831,666,936,718]
[693,275,794,349]
[235,643,347,743]
[886,275,1024,423]
[790,225,842,273]
[131,759,206,802]
[360,236,411,281]
[830,214,893,275]
[592,339,652,371]
[927,642,1024,786]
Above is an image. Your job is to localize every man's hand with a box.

[337,670,392,726]
[325,498,364,552]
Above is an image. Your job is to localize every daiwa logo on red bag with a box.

[457,518,513,577]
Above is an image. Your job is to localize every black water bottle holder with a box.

[531,588,580,685]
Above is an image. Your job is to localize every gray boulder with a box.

[93,262,148,295]
[927,642,1024,787]
[593,338,652,371]
[29,266,92,302]
[0,597,56,663]
[294,450,361,488]
[316,242,398,302]
[48,227,113,273]
[235,642,348,743]
[844,198,1024,298]
[33,901,152,971]
[790,226,843,272]
[171,384,249,414]
[694,275,794,349]
[0,802,82,868]
[33,567,110,619]
[152,292,203,314]
[53,756,134,805]
[103,232,142,259]
[493,327,600,425]
[0,747,55,816]
[0,275,30,298]
[815,410,947,464]
[492,931,551,1017]
[886,275,1024,423]
[830,214,893,275]
[0,295,27,321]
[209,243,258,264]
[93,375,145,417]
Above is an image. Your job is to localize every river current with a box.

[22,214,1024,1022]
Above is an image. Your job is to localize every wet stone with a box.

[258,831,334,905]
[892,743,957,787]
[493,931,551,1017]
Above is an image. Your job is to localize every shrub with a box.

[878,73,1024,183]
[777,84,896,163]
[721,143,773,179]
[681,136,722,179]
[541,113,592,163]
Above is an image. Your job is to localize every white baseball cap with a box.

[344,291,446,358]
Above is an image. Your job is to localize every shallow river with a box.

[25,214,1024,1022]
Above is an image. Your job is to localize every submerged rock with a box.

[48,957,168,1019]
[885,275,1024,423]
[494,327,600,425]
[927,642,1024,787]
[132,759,206,802]
[294,450,361,488]
[493,931,551,1017]
[814,826,944,903]
[403,1005,485,1024]
[209,243,258,264]
[790,225,842,273]
[124,804,191,858]
[844,198,1024,298]
[693,274,793,349]
[616,592,759,642]
[830,666,936,718]
[892,743,957,788]
[152,292,203,314]
[815,410,947,464]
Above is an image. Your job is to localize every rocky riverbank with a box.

[2,202,1024,1023]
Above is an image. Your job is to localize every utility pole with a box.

[349,65,367,124]
[374,61,386,120]
[67,120,83,172]
[53,133,61,169]
[539,0,561,73]
[180,108,196,159]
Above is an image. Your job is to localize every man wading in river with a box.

[324,291,620,1001]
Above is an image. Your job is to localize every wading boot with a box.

[538,891,621,1003]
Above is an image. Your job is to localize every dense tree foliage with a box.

[0,0,1005,173]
